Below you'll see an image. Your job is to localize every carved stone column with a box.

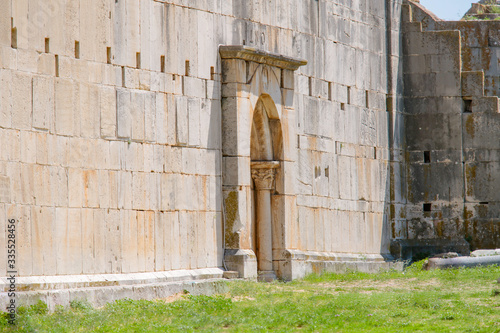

[251,161,279,281]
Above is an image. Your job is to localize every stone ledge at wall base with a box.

[0,268,227,312]
[275,250,404,280]
[390,239,471,261]
[224,249,404,281]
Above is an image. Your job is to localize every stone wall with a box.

[0,0,406,307]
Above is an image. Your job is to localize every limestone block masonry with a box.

[14,0,500,309]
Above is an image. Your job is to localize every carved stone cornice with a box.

[219,45,307,71]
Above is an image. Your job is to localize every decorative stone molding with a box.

[220,45,307,71]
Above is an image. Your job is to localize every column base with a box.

[258,270,277,282]
[224,249,258,279]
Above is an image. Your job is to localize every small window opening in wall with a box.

[185,60,190,76]
[365,90,369,108]
[11,18,17,49]
[308,77,313,96]
[74,41,80,59]
[424,151,431,163]
[173,74,176,81]
[44,38,50,53]
[136,52,141,69]
[464,98,472,113]
[328,82,332,101]
[340,102,345,111]
[210,66,215,80]
[479,201,489,205]
[55,55,59,77]
[106,47,112,64]
[347,86,351,104]
[423,203,432,212]
[374,147,377,159]
[160,55,165,73]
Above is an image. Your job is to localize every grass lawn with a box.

[2,262,500,332]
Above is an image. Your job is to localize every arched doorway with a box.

[250,96,283,281]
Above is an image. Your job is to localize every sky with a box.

[419,0,475,21]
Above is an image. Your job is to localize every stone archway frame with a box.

[219,45,306,280]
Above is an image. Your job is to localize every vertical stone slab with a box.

[154,211,165,272]
[120,209,138,273]
[140,0,151,70]
[169,211,180,270]
[93,209,106,274]
[155,93,167,144]
[131,91,145,141]
[166,94,177,145]
[178,211,189,269]
[188,97,200,147]
[196,212,206,269]
[51,166,68,208]
[81,208,95,274]
[80,83,100,138]
[11,72,32,130]
[144,211,155,272]
[105,209,121,273]
[162,212,171,271]
[100,86,117,138]
[0,69,12,128]
[55,78,75,136]
[144,92,156,142]
[136,210,146,272]
[68,168,83,208]
[116,89,131,138]
[33,76,54,131]
[175,95,188,145]
[83,170,99,208]
[31,206,56,275]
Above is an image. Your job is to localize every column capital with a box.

[251,168,275,190]
[251,161,279,190]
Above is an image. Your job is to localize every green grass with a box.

[2,263,500,332]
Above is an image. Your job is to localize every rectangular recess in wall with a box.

[185,60,190,76]
[308,77,312,96]
[423,203,432,212]
[136,52,141,69]
[347,86,351,104]
[365,90,369,108]
[463,98,472,113]
[328,82,332,101]
[11,18,17,49]
[121,66,126,87]
[340,103,345,111]
[160,55,165,73]
[107,47,112,64]
[210,66,215,80]
[424,151,431,163]
[75,41,80,59]
[479,202,489,205]
[55,55,59,77]
[44,38,50,53]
